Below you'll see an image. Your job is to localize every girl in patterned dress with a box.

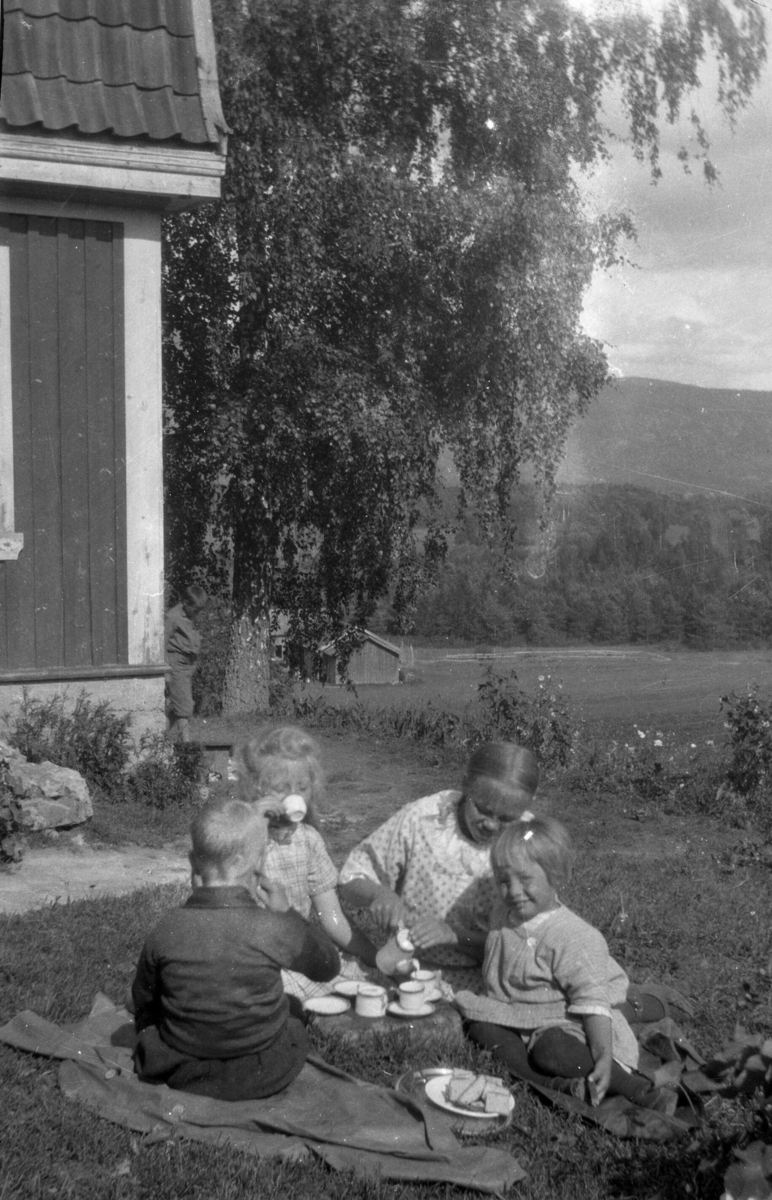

[237,726,377,999]
[338,742,540,994]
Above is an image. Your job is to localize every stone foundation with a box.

[0,674,165,745]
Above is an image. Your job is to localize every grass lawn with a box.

[2,683,771,1198]
[309,643,772,738]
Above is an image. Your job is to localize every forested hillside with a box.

[558,378,772,497]
[399,484,772,647]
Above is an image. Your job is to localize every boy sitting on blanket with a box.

[131,796,340,1101]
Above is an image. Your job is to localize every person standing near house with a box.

[165,585,208,741]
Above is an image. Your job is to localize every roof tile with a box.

[3,0,194,36]
[1,73,209,142]
[0,1,219,145]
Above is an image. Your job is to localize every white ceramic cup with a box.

[411,968,440,988]
[355,984,388,1018]
[397,981,426,1011]
[281,794,307,823]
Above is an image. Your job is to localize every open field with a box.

[320,645,772,738]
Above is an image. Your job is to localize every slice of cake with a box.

[446,1071,476,1105]
[455,1074,487,1108]
[481,1078,512,1114]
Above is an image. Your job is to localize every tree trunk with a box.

[222,608,271,714]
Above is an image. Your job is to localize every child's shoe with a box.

[638,1085,679,1116]
[549,1076,589,1101]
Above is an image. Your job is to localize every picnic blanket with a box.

[0,994,524,1194]
[522,1015,715,1140]
[456,989,717,1141]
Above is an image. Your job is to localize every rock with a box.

[0,738,22,763]
[7,760,92,830]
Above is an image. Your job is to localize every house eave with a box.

[0,131,224,210]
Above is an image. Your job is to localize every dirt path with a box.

[0,729,722,916]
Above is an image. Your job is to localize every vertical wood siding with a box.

[0,213,127,669]
[324,639,400,684]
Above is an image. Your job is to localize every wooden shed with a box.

[320,631,401,686]
[0,0,227,734]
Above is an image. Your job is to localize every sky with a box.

[574,0,772,392]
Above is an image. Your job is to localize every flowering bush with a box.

[720,687,772,799]
[568,723,715,808]
[475,667,574,770]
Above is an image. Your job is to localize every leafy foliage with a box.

[0,764,25,866]
[2,694,203,813]
[164,0,765,711]
[125,738,204,811]
[476,667,574,768]
[720,686,772,803]
[409,483,772,648]
[5,691,133,797]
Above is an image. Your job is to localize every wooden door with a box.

[0,213,127,670]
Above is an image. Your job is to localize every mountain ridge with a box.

[557,376,772,500]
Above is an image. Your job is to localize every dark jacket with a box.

[132,886,339,1060]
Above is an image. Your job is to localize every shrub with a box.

[720,686,772,799]
[268,660,296,715]
[475,667,574,769]
[4,690,132,795]
[0,762,25,864]
[125,736,204,810]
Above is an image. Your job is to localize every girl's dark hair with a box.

[463,742,539,799]
[492,815,574,890]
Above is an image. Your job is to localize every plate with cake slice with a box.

[425,1071,514,1119]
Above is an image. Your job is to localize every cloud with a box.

[583,265,772,389]
[579,52,772,389]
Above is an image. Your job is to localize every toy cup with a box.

[355,984,388,1018]
[411,968,440,988]
[397,981,426,1012]
[281,794,307,822]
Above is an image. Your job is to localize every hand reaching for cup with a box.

[405,915,457,952]
[369,885,412,934]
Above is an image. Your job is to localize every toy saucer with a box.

[333,980,362,998]
[387,1001,436,1019]
[304,995,350,1016]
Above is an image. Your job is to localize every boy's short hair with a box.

[182,584,209,610]
[190,797,267,873]
[492,815,574,890]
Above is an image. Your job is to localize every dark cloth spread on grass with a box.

[459,987,719,1141]
[0,995,524,1194]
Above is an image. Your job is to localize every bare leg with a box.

[167,715,190,742]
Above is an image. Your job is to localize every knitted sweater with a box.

[455,902,639,1068]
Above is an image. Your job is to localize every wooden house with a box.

[320,630,401,686]
[0,0,227,734]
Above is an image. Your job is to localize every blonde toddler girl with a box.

[456,817,677,1112]
[237,725,377,1000]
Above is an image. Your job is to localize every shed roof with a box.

[0,0,227,147]
[320,630,401,658]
